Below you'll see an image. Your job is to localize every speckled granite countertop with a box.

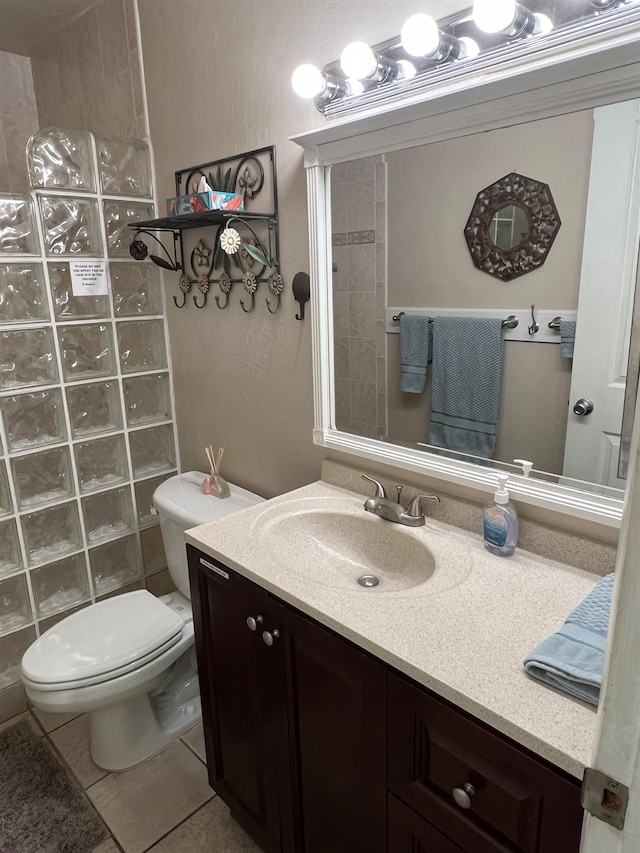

[185,480,598,780]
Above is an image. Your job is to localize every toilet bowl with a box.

[20,471,263,770]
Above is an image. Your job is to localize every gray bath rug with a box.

[0,719,109,853]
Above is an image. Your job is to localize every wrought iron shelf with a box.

[132,210,276,233]
[127,145,286,313]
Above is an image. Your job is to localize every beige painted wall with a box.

[137,0,445,499]
[385,110,593,474]
[135,0,617,545]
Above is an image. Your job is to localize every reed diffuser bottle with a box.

[204,445,230,498]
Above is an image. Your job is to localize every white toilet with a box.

[21,471,263,770]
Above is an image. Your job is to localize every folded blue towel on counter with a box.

[400,314,432,393]
[428,316,504,457]
[523,573,614,706]
[560,320,576,358]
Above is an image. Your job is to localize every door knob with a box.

[246,615,263,631]
[262,629,280,646]
[573,398,594,416]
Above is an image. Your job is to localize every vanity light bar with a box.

[291,0,638,116]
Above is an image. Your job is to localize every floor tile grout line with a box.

[139,793,218,853]
[179,735,207,767]
[41,726,114,839]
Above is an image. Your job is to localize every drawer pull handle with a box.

[262,629,280,646]
[246,615,264,631]
[452,783,475,810]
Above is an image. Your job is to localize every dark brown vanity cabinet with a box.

[188,545,583,853]
[187,545,387,853]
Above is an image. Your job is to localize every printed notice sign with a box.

[70,261,108,296]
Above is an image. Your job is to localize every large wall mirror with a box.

[293,36,640,527]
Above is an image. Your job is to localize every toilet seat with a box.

[21,590,185,690]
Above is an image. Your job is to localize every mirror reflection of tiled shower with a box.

[331,155,387,440]
[0,128,178,690]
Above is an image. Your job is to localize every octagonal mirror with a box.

[464,172,561,281]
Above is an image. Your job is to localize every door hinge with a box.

[580,767,629,830]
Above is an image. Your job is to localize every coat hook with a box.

[292,271,310,321]
[528,304,539,336]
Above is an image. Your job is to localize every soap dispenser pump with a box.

[483,473,518,557]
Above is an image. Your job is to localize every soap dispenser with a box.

[483,473,518,557]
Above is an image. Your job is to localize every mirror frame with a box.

[292,12,640,528]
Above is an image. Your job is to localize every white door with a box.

[579,370,640,852]
[562,99,640,489]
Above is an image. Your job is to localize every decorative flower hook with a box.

[266,272,284,315]
[193,273,210,309]
[215,272,232,309]
[240,271,258,313]
[173,273,192,308]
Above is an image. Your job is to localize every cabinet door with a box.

[187,546,286,853]
[388,673,583,853]
[270,595,387,853]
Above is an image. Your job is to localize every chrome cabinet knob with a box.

[452,782,475,809]
[262,629,280,646]
[246,615,264,631]
[573,398,594,416]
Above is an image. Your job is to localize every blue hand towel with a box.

[523,573,614,706]
[560,320,576,358]
[428,317,504,457]
[400,314,432,393]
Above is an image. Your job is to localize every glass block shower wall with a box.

[0,128,179,689]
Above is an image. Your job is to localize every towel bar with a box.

[392,311,518,330]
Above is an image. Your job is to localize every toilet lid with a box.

[22,590,185,686]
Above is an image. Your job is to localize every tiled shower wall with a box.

[0,130,177,697]
[30,0,145,141]
[331,156,387,439]
[0,52,39,193]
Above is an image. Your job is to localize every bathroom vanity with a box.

[186,481,596,853]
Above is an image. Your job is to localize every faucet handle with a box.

[362,473,387,499]
[406,494,440,517]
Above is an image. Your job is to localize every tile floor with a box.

[1,708,260,853]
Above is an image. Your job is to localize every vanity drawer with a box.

[388,673,583,853]
[388,793,464,852]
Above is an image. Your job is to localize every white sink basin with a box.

[251,496,451,593]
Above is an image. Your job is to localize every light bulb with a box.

[397,59,417,80]
[459,36,480,59]
[400,14,440,57]
[291,64,326,99]
[340,41,377,80]
[346,78,365,97]
[533,12,553,33]
[473,0,517,33]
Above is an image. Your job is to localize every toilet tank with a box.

[152,471,264,598]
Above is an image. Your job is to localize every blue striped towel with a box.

[560,320,576,358]
[428,317,504,457]
[523,573,614,706]
[400,314,432,393]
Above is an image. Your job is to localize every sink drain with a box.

[357,574,380,588]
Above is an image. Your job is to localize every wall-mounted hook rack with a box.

[127,146,283,313]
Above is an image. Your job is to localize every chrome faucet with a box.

[361,474,440,527]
